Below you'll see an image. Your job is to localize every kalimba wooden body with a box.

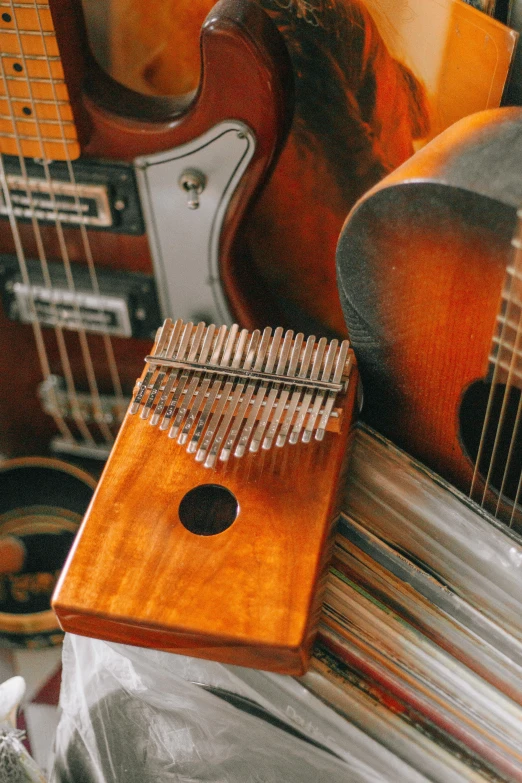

[53,320,358,674]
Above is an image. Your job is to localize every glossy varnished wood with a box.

[0,0,293,459]
[53,359,358,674]
[337,107,522,529]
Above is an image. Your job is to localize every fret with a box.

[491,336,522,361]
[0,28,55,36]
[0,31,59,57]
[489,210,522,382]
[0,136,79,158]
[1,79,67,102]
[496,312,522,331]
[1,94,67,104]
[487,355,522,381]
[0,118,77,138]
[0,7,54,32]
[1,56,64,83]
[0,107,72,122]
[0,97,71,121]
[0,7,79,162]
[506,264,522,282]
[1,53,62,67]
[0,2,51,6]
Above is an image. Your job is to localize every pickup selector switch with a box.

[179,169,206,210]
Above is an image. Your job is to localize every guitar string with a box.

[0,10,77,442]
[1,0,97,444]
[495,210,522,525]
[485,213,522,522]
[470,209,522,524]
[482,261,522,513]
[469,256,512,513]
[31,0,123,444]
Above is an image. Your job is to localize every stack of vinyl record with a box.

[301,424,522,782]
[49,423,522,782]
[228,423,522,782]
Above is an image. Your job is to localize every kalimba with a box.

[53,319,358,674]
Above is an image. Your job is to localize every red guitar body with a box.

[0,0,293,462]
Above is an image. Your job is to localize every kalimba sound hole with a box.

[178,484,239,536]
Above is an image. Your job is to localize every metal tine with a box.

[130,318,174,414]
[205,329,261,467]
[141,319,194,420]
[289,337,327,444]
[221,327,272,461]
[250,329,294,453]
[235,327,281,458]
[302,339,339,442]
[315,340,351,441]
[276,334,316,448]
[169,323,217,440]
[160,322,207,432]
[149,319,189,425]
[156,322,195,430]
[188,324,239,454]
[178,325,228,445]
[263,332,304,450]
[197,328,250,463]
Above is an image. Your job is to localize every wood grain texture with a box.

[104,0,431,337]
[337,107,522,530]
[0,0,293,460]
[53,359,358,674]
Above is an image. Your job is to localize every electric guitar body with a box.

[0,0,293,465]
[337,107,522,532]
[103,0,431,337]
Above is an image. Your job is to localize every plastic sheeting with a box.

[49,634,424,783]
[0,676,47,783]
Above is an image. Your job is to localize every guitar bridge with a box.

[129,319,354,468]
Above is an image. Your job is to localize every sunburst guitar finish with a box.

[337,107,522,532]
[53,319,358,674]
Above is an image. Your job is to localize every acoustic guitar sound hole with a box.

[178,484,239,536]
[459,380,522,505]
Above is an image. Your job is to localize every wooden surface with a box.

[337,107,522,530]
[53,358,358,674]
[0,0,80,159]
[103,0,430,338]
[0,0,293,460]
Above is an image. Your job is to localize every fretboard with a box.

[0,0,79,160]
[489,208,522,387]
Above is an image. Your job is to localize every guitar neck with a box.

[490,208,522,388]
[0,0,80,160]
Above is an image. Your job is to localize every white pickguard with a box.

[135,121,256,327]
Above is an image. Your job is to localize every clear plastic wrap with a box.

[0,676,47,783]
[49,634,426,783]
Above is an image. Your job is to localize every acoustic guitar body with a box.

[337,107,522,531]
[0,0,292,463]
[54,320,358,674]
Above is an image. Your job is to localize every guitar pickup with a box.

[0,175,113,228]
[0,255,161,340]
[0,156,144,234]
